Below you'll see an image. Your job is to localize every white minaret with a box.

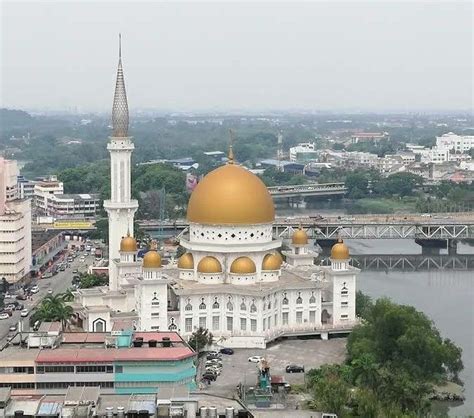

[103,35,138,290]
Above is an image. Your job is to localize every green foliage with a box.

[188,327,213,353]
[30,294,74,330]
[78,273,108,289]
[355,290,373,319]
[373,172,423,197]
[259,167,307,187]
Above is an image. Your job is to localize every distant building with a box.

[36,193,101,219]
[351,132,388,144]
[259,159,305,175]
[345,151,379,167]
[0,328,196,395]
[0,157,32,283]
[436,132,474,153]
[289,143,318,162]
[17,176,36,199]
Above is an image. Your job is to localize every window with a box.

[76,365,113,373]
[37,365,75,374]
[240,300,247,311]
[268,316,271,328]
[309,310,316,323]
[226,300,234,311]
[341,301,348,308]
[282,312,289,325]
[309,292,316,304]
[267,301,271,310]
[296,311,303,323]
[151,301,160,306]
[151,312,160,317]
[251,319,257,332]
[199,316,207,329]
[296,292,303,304]
[185,317,193,332]
[250,300,257,313]
[199,298,206,310]
[282,293,289,305]
[341,283,348,296]
[226,316,233,332]
[240,317,247,331]
[212,316,220,330]
[185,299,193,311]
[341,314,349,320]
[212,298,220,309]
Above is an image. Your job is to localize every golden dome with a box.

[143,250,162,269]
[197,256,222,273]
[187,164,275,225]
[262,252,283,270]
[120,235,137,252]
[178,253,194,269]
[292,228,308,245]
[331,239,350,260]
[230,257,256,274]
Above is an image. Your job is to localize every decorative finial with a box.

[111,34,129,138]
[126,225,130,237]
[150,240,158,251]
[228,129,235,164]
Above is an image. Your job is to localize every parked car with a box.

[15,304,24,311]
[0,313,10,320]
[16,294,27,301]
[30,285,39,294]
[9,324,17,332]
[20,309,29,317]
[202,372,217,381]
[205,360,222,368]
[205,367,221,376]
[220,348,234,355]
[285,364,305,373]
[206,352,222,360]
[248,356,265,363]
[42,272,53,279]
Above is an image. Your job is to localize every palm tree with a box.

[30,294,74,331]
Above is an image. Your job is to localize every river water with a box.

[278,202,474,415]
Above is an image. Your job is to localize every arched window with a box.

[296,292,303,304]
[185,299,192,311]
[240,298,247,311]
[282,293,289,305]
[341,283,349,296]
[250,300,257,313]
[212,298,220,309]
[168,318,177,331]
[267,301,271,310]
[152,292,158,300]
[199,298,206,310]
[226,297,233,311]
[309,292,316,304]
[93,318,106,332]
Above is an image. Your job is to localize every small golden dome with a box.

[143,250,162,269]
[262,252,283,270]
[292,228,308,245]
[197,256,222,273]
[230,257,256,274]
[331,239,350,260]
[187,164,275,225]
[178,253,194,269]
[120,235,137,252]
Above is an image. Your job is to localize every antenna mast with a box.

[277,131,283,172]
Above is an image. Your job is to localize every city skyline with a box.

[1,1,472,113]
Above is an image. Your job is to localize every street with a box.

[0,251,96,341]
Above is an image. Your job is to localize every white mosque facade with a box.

[72,43,359,348]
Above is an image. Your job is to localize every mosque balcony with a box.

[180,237,281,253]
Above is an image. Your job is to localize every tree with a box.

[188,327,213,353]
[30,294,74,331]
[1,277,9,294]
[78,273,108,289]
[345,171,369,199]
[374,173,423,197]
[355,290,373,319]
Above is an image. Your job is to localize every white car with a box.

[248,355,265,363]
[0,313,9,320]
[20,309,29,317]
[30,285,39,294]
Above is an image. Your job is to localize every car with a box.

[202,372,217,381]
[206,353,221,360]
[16,294,27,301]
[0,313,9,320]
[15,304,24,311]
[6,304,16,310]
[4,292,13,299]
[20,309,29,317]
[72,269,79,274]
[248,355,265,363]
[220,348,234,355]
[42,272,53,279]
[205,360,222,368]
[285,364,305,373]
[205,367,221,376]
[47,289,53,295]
[9,324,17,332]
[30,285,39,294]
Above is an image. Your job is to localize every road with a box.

[0,251,96,342]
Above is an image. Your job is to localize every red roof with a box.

[62,333,107,344]
[36,347,195,363]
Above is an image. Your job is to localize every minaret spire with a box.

[228,129,235,164]
[112,33,129,137]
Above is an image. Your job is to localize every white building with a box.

[345,151,379,167]
[0,157,32,283]
[289,143,318,162]
[351,132,388,144]
[36,192,101,219]
[72,44,359,348]
[436,132,474,153]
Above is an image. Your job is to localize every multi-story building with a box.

[0,157,32,283]
[0,328,196,395]
[17,176,36,199]
[436,132,474,153]
[289,143,318,162]
[345,151,379,167]
[36,193,101,219]
[350,132,388,144]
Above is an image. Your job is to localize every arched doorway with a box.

[321,309,331,324]
[93,318,106,332]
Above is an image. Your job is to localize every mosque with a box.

[72,40,359,348]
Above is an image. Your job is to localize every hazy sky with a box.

[1,1,472,112]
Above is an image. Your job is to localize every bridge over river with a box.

[267,182,347,198]
[139,212,474,241]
